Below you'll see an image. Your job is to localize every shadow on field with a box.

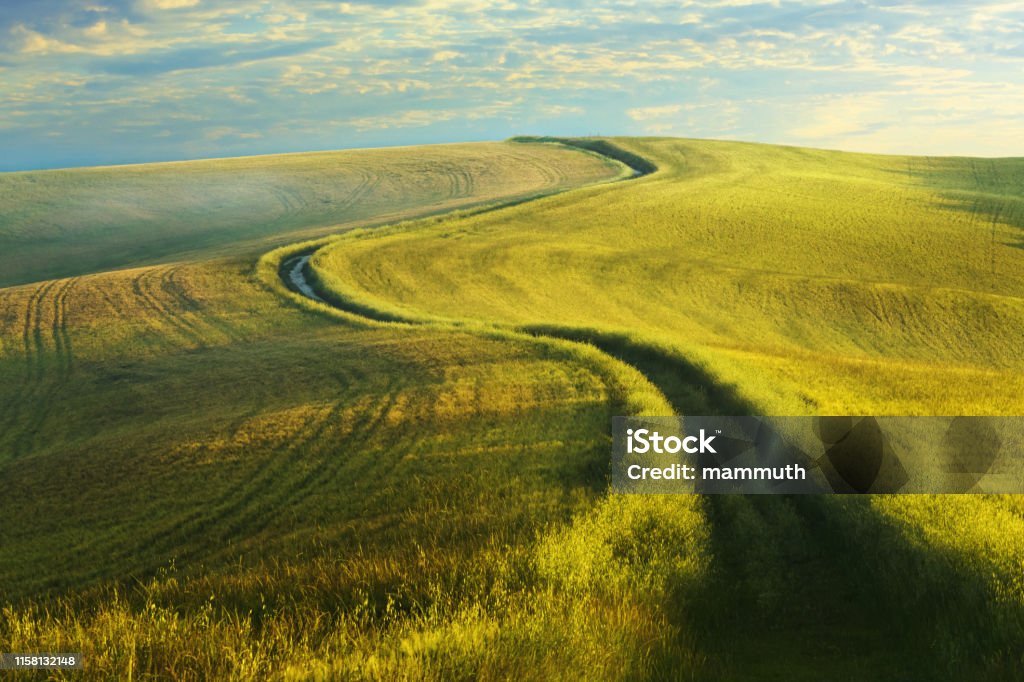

[509,136,658,177]
[901,156,1024,252]
[686,494,1024,681]
[530,326,1024,680]
[931,192,1024,255]
[518,326,750,417]
[279,214,1024,679]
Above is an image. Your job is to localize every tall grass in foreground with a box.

[2,498,709,681]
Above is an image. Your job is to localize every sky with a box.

[2,0,1023,170]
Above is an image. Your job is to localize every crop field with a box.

[313,138,1024,416]
[0,142,623,288]
[2,137,1024,680]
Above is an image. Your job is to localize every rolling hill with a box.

[2,137,1024,680]
[0,142,624,288]
[305,137,1024,678]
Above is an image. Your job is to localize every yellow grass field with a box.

[2,138,1024,680]
[0,142,623,287]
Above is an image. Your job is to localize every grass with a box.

[308,137,1024,677]
[1,140,701,679]
[312,138,1024,415]
[2,137,1024,679]
[0,253,704,678]
[0,141,624,288]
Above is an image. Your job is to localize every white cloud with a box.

[431,50,462,62]
[14,26,85,55]
[627,104,683,121]
[204,126,262,140]
[84,21,108,37]
[140,0,201,10]
[790,93,893,140]
[539,104,583,116]
[347,98,521,131]
[348,109,459,130]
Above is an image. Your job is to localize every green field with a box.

[2,137,1024,680]
[0,142,623,288]
[313,138,1024,416]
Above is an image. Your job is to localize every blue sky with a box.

[2,0,1023,170]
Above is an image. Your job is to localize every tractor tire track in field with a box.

[111,405,339,571]
[126,383,400,569]
[2,278,77,457]
[17,278,78,456]
[450,165,475,198]
[161,266,243,345]
[442,163,463,198]
[24,279,59,380]
[131,267,214,349]
[528,155,568,187]
[132,403,345,562]
[266,184,313,230]
[333,166,381,215]
[199,396,378,544]
[0,281,56,452]
[51,276,75,378]
[218,387,401,543]
[131,268,201,348]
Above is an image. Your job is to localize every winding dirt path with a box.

[284,255,324,303]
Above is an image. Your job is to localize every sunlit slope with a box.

[304,137,1024,677]
[0,252,698,678]
[0,139,696,678]
[0,259,632,598]
[0,141,622,287]
[312,138,1024,414]
[3,139,1024,678]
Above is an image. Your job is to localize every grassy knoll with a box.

[0,142,623,288]
[0,142,711,679]
[310,137,1024,677]
[0,256,686,676]
[3,137,1024,679]
[0,255,709,679]
[313,138,1024,415]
